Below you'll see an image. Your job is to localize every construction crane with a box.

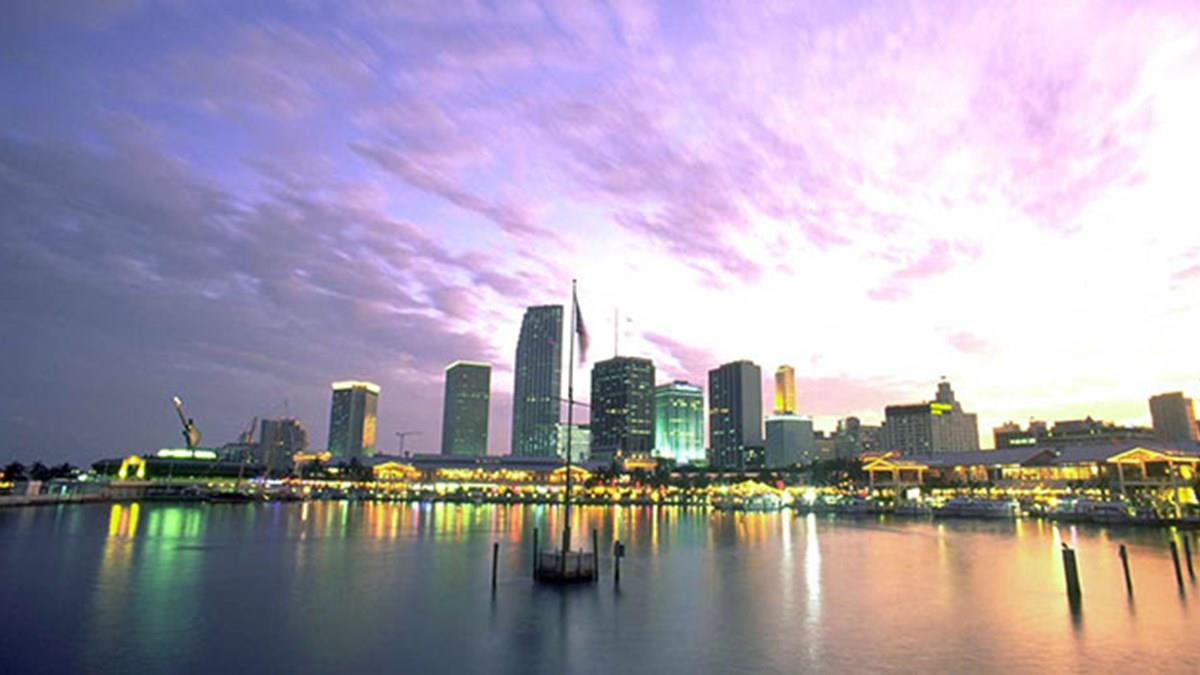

[172,396,202,450]
[239,416,258,445]
[395,430,422,456]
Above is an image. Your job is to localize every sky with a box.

[2,0,1199,465]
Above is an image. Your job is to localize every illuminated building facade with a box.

[328,380,379,460]
[765,415,817,468]
[257,418,309,473]
[882,380,978,455]
[774,365,797,414]
[654,381,705,465]
[441,361,491,456]
[590,356,655,462]
[708,360,764,469]
[1150,392,1200,443]
[511,305,563,457]
[556,423,591,462]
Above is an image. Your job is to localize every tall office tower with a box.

[256,418,309,474]
[327,381,379,460]
[589,356,655,462]
[511,305,563,456]
[1149,392,1200,443]
[441,361,491,456]
[765,415,817,468]
[882,379,979,455]
[775,365,797,414]
[654,381,705,465]
[708,360,764,469]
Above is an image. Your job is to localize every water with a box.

[2,502,1198,674]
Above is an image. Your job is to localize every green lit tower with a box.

[654,381,704,465]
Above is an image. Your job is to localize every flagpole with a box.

[562,280,577,568]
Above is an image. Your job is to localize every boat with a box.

[893,501,933,517]
[833,496,882,515]
[1049,499,1159,525]
[934,497,1019,519]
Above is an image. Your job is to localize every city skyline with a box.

[3,1,1200,464]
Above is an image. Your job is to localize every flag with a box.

[574,291,589,365]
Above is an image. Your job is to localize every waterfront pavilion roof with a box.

[869,442,1200,471]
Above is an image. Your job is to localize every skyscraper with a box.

[654,381,705,465]
[256,418,309,474]
[775,365,797,414]
[511,305,563,456]
[1149,392,1199,443]
[882,380,979,455]
[327,381,379,460]
[708,360,764,469]
[441,361,491,456]
[589,356,655,462]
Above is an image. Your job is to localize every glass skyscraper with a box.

[441,361,491,456]
[708,360,763,469]
[327,380,379,460]
[589,356,655,461]
[511,305,563,456]
[654,381,704,465]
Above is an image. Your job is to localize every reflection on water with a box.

[2,503,1200,673]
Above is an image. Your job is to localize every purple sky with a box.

[2,0,1199,464]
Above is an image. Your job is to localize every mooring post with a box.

[532,527,539,577]
[614,540,623,586]
[1183,536,1195,581]
[491,541,499,591]
[1170,540,1185,592]
[1061,543,1082,603]
[592,528,599,581]
[1119,544,1133,596]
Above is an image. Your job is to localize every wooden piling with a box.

[1061,544,1082,602]
[532,527,539,576]
[614,540,622,586]
[1170,540,1185,592]
[1118,544,1133,596]
[1183,536,1195,581]
[592,529,599,581]
[491,542,499,591]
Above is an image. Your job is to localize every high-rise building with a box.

[882,380,978,455]
[708,360,764,469]
[511,305,563,457]
[327,381,379,460]
[654,381,705,465]
[256,418,309,474]
[765,415,817,468]
[556,423,591,462]
[833,416,883,459]
[441,361,491,456]
[589,356,655,462]
[775,365,797,415]
[1149,392,1200,443]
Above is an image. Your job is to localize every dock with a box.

[534,549,597,583]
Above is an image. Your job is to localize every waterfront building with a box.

[511,305,563,457]
[1149,392,1200,443]
[556,423,591,462]
[764,415,817,468]
[328,380,379,460]
[882,380,979,455]
[708,360,764,469]
[589,356,655,462]
[833,416,883,459]
[256,418,309,474]
[774,365,797,414]
[441,361,491,456]
[994,417,1155,448]
[654,381,705,466]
